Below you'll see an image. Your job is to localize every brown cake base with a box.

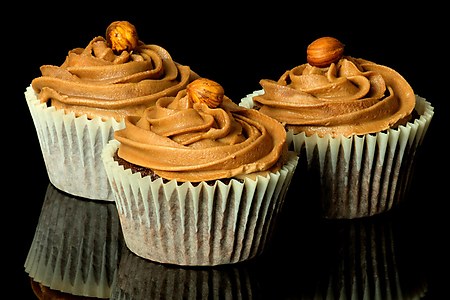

[113,150,240,186]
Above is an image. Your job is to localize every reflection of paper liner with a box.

[102,139,298,266]
[240,90,434,219]
[325,220,427,299]
[303,218,427,299]
[111,247,260,299]
[25,86,125,201]
[24,184,123,298]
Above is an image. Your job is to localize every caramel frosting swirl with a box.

[253,56,415,137]
[115,90,288,182]
[31,37,199,121]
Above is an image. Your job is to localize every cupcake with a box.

[102,78,298,266]
[240,37,433,219]
[26,21,199,201]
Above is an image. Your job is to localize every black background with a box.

[8,3,448,299]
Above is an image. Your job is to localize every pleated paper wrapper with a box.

[24,184,123,298]
[25,86,125,201]
[240,90,434,219]
[102,139,298,266]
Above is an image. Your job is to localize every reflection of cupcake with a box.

[30,279,101,300]
[240,37,433,219]
[26,21,198,201]
[257,214,428,299]
[102,78,298,266]
[24,184,123,298]
[111,247,260,299]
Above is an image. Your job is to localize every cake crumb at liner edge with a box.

[25,85,125,201]
[102,139,298,266]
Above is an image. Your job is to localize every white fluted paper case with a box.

[240,90,434,219]
[25,86,125,201]
[102,139,298,266]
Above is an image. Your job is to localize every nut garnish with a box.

[187,78,224,109]
[106,21,139,53]
[307,37,345,68]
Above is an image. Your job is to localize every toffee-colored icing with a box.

[253,56,415,137]
[112,150,242,186]
[115,90,288,182]
[32,37,199,121]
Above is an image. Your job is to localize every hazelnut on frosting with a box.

[253,37,415,138]
[31,21,199,121]
[115,79,288,182]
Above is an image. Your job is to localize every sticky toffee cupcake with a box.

[102,78,298,266]
[26,21,198,201]
[240,37,433,219]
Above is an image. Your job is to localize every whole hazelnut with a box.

[187,78,224,109]
[307,37,345,68]
[106,21,139,53]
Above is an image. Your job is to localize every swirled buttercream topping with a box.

[253,56,415,137]
[31,36,199,121]
[115,90,288,182]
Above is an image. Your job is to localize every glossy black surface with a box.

[19,179,446,299]
[10,4,447,299]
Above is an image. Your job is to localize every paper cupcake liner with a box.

[102,139,298,266]
[111,247,261,299]
[24,184,124,298]
[25,86,125,201]
[240,91,434,219]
